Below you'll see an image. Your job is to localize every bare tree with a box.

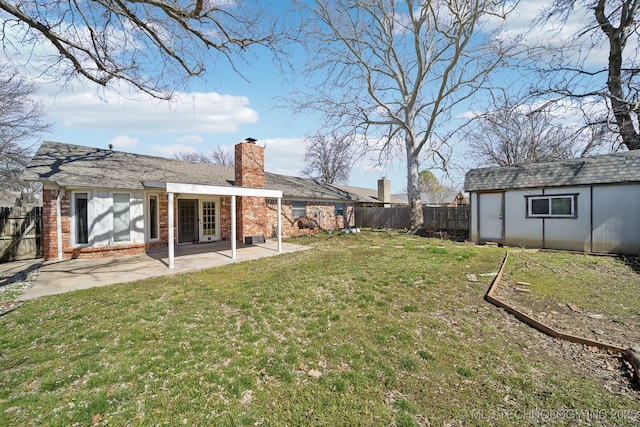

[0,64,52,197]
[173,152,212,163]
[174,146,234,166]
[294,0,516,230]
[0,0,284,98]
[465,99,580,166]
[534,0,640,151]
[301,131,354,184]
[210,146,234,167]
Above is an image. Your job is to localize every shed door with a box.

[479,192,503,242]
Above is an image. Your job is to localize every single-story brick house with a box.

[464,150,640,256]
[24,140,393,267]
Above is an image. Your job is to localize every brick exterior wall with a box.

[42,188,166,261]
[219,196,232,240]
[266,199,354,237]
[42,189,61,260]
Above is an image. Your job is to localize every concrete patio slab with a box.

[2,240,310,300]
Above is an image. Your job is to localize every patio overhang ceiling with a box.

[142,182,282,198]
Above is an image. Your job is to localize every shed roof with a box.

[464,150,640,192]
[24,141,382,202]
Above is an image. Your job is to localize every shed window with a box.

[292,201,306,218]
[526,195,577,218]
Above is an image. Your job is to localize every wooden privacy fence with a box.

[0,207,43,262]
[354,206,469,233]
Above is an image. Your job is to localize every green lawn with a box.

[1,231,638,426]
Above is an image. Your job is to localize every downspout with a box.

[56,187,63,261]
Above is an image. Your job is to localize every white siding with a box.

[498,187,592,252]
[90,191,112,246]
[503,190,543,248]
[543,187,591,252]
[81,189,146,246]
[592,184,640,256]
[130,192,145,243]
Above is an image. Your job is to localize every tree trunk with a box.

[596,0,640,150]
[607,39,640,150]
[406,144,424,231]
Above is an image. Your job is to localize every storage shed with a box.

[464,150,640,256]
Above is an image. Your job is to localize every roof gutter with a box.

[143,182,282,198]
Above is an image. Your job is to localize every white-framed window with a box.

[73,192,89,245]
[526,194,577,218]
[148,194,159,240]
[113,193,131,242]
[292,200,306,218]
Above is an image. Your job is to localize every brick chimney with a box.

[234,138,267,243]
[378,178,391,207]
[235,137,264,189]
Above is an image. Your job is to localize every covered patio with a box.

[120,182,284,268]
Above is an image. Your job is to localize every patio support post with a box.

[56,188,63,261]
[277,197,282,252]
[231,195,237,259]
[168,192,175,269]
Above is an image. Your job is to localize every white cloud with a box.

[498,0,614,68]
[176,134,205,144]
[39,87,259,135]
[108,136,138,148]
[261,137,306,176]
[147,144,200,157]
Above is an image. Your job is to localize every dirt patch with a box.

[492,280,640,400]
[494,282,640,349]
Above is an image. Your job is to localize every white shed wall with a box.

[471,184,640,255]
[503,190,543,248]
[542,187,591,252]
[592,184,640,256]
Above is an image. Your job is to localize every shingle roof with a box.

[23,141,234,190]
[331,184,405,204]
[23,141,385,202]
[464,150,640,192]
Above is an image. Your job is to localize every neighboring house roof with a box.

[464,150,640,192]
[23,141,386,203]
[265,173,349,201]
[331,184,406,205]
[392,190,467,206]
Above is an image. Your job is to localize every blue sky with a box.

[20,0,609,194]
